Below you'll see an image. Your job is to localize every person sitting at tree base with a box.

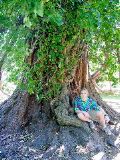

[74,88,112,135]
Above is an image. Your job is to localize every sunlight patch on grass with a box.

[100,93,120,101]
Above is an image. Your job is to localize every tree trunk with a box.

[0,89,42,131]
[0,44,120,160]
[0,53,6,89]
[0,43,120,132]
[54,52,120,129]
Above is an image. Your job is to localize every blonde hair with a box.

[81,88,89,96]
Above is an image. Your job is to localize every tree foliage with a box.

[0,0,119,100]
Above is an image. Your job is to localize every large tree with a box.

[0,0,120,133]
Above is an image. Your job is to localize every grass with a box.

[100,93,120,101]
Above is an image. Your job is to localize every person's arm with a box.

[75,109,81,114]
[74,97,81,113]
[89,98,100,111]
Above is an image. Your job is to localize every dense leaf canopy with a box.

[0,0,119,100]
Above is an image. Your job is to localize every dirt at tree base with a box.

[0,89,120,160]
[0,112,120,160]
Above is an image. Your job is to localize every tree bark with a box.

[0,43,119,133]
[0,53,7,89]
[53,46,120,129]
[0,89,41,131]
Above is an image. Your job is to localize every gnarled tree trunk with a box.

[0,42,119,133]
[54,44,120,128]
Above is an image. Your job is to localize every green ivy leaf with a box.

[23,16,32,28]
[34,1,44,17]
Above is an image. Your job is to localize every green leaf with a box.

[23,16,32,28]
[34,1,44,17]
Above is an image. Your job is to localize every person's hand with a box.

[75,110,81,114]
[81,111,90,118]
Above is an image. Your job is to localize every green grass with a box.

[100,93,120,101]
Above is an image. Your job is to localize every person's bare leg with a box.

[96,111,106,127]
[96,111,112,135]
[82,111,90,119]
[100,108,110,124]
[77,112,91,122]
[77,112,96,130]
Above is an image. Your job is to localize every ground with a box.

[0,110,120,160]
[0,83,120,160]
